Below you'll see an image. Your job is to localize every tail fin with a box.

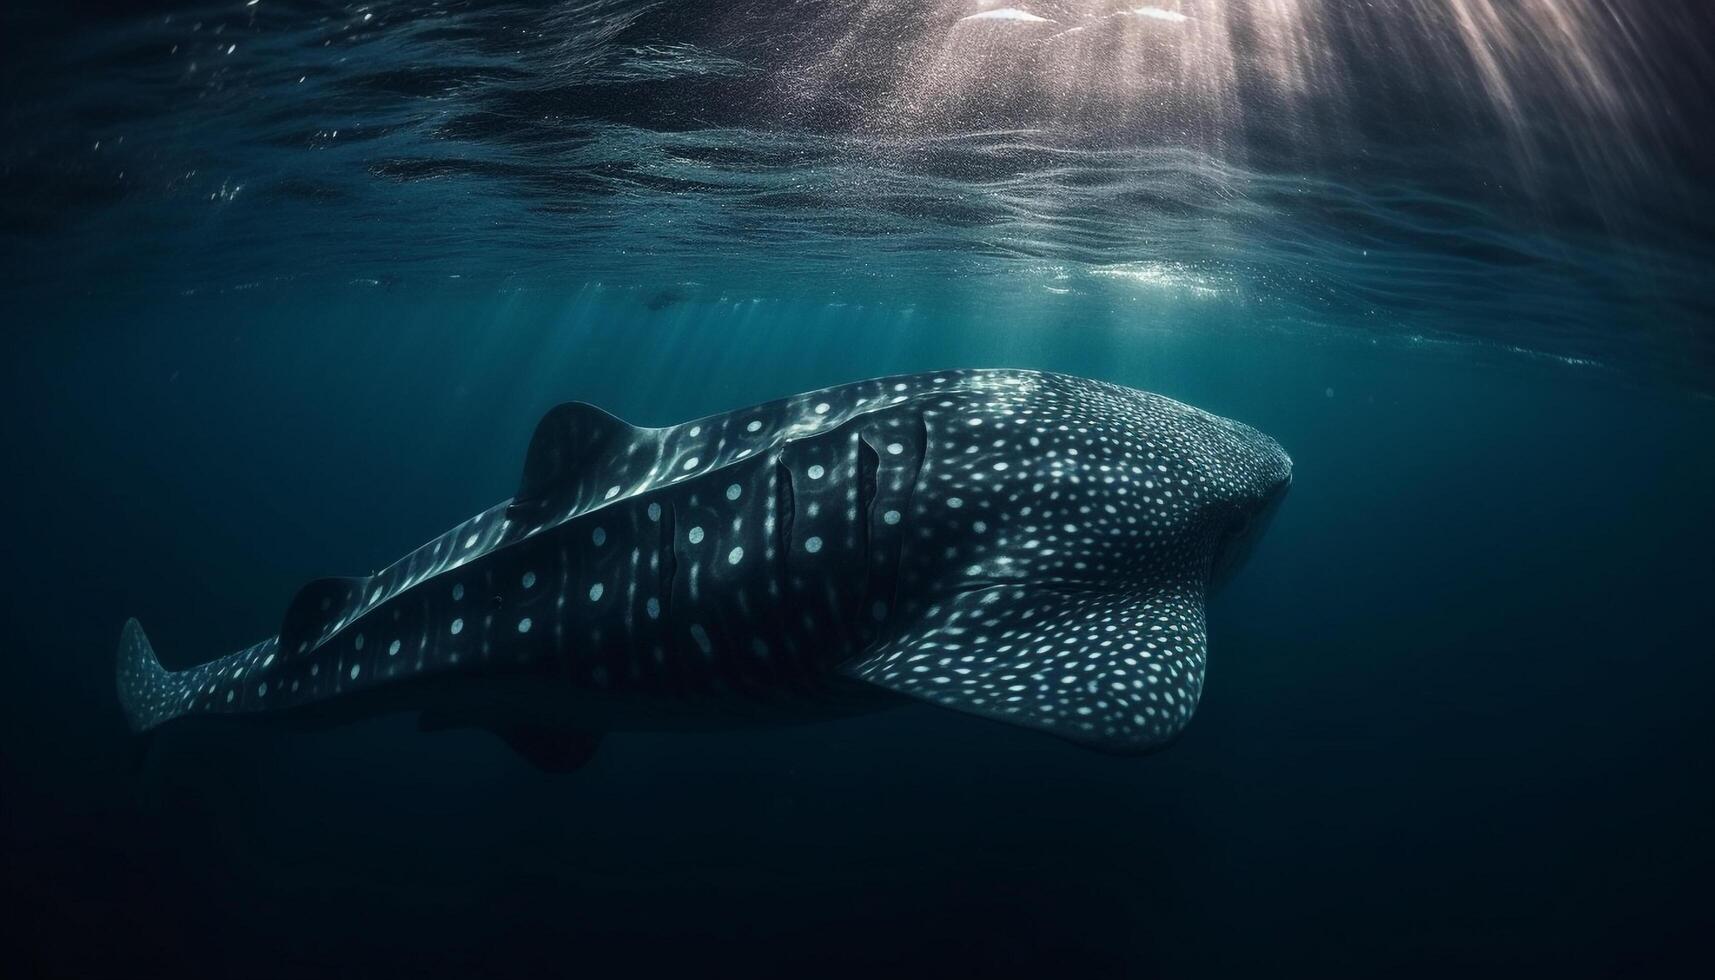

[116,619,187,733]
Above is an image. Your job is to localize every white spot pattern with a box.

[114,371,1288,761]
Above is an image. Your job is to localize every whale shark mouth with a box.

[1210,471,1291,592]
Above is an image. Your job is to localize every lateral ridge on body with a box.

[118,370,1291,771]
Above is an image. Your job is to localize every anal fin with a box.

[419,711,603,774]
[492,725,603,774]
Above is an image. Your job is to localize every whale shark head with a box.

[841,373,1293,755]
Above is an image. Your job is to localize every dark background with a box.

[4,289,1712,977]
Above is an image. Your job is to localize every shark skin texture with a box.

[118,369,1292,770]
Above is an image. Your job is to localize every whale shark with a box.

[117,369,1290,770]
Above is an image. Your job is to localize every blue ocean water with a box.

[3,1,1713,976]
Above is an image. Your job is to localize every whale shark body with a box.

[118,370,1290,770]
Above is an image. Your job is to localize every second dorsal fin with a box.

[515,402,639,510]
[279,575,370,658]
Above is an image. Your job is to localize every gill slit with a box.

[774,456,795,581]
[856,434,878,570]
[887,413,930,619]
[658,500,677,626]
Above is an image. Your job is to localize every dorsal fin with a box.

[279,576,370,658]
[515,402,639,508]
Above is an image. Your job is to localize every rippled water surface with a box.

[5,0,1712,383]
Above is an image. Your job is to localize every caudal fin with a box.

[116,619,187,733]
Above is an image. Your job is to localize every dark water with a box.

[4,2,1714,976]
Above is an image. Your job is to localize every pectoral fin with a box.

[839,584,1209,754]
